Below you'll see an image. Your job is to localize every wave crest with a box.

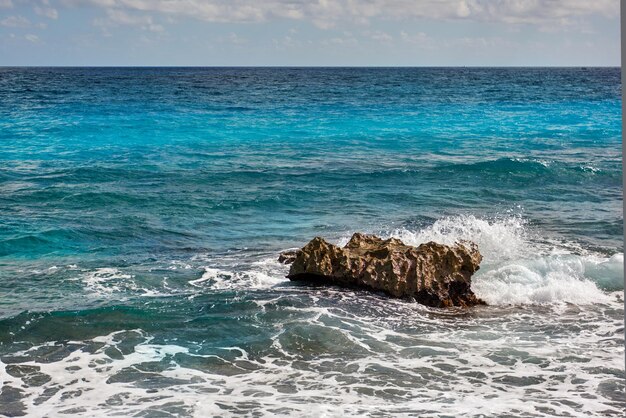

[384,215,622,306]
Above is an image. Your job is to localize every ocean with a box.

[0,67,623,416]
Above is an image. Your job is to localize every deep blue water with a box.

[0,68,623,417]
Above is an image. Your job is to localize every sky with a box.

[0,0,620,66]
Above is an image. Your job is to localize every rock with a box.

[278,249,300,265]
[284,233,485,308]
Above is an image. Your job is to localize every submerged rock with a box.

[283,233,485,308]
[278,249,300,265]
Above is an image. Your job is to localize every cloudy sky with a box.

[0,0,620,66]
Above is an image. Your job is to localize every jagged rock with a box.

[284,233,485,308]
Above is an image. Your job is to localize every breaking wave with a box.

[386,215,623,305]
[71,215,622,308]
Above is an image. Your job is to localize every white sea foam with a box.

[473,261,612,305]
[389,214,530,264]
[79,267,169,298]
[77,215,622,307]
[3,295,624,418]
[188,267,223,287]
[474,253,624,305]
[80,267,134,294]
[6,219,625,416]
[383,215,623,306]
[583,253,624,290]
[190,256,288,290]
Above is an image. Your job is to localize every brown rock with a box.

[285,233,485,308]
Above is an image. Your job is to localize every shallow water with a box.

[0,67,623,416]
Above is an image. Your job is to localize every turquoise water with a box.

[0,68,623,416]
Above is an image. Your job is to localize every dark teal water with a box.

[0,68,623,416]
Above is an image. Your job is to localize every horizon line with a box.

[0,65,620,69]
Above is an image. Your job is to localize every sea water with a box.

[0,67,623,416]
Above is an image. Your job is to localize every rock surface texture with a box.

[282,233,485,308]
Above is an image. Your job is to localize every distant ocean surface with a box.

[0,67,623,417]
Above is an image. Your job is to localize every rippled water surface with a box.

[0,67,623,417]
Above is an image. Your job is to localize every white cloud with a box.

[400,31,436,48]
[54,0,618,27]
[442,36,516,48]
[366,30,393,43]
[321,32,359,47]
[0,15,31,27]
[222,32,247,45]
[35,6,59,19]
[272,34,302,49]
[93,9,164,32]
[24,33,40,42]
[400,30,516,50]
[0,16,48,32]
[229,32,245,44]
[0,0,13,9]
